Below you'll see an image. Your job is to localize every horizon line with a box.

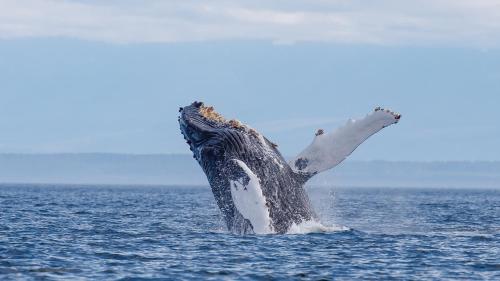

[0,153,498,163]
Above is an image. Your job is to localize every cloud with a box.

[1,0,500,47]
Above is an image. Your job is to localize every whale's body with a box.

[179,102,400,234]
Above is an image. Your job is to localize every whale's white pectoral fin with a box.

[229,159,272,234]
[289,108,401,175]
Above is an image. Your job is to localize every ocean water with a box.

[0,184,499,280]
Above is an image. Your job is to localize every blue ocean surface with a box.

[0,184,499,280]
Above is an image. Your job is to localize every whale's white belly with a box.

[229,159,272,234]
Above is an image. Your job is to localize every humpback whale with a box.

[179,101,401,234]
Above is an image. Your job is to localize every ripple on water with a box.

[0,184,499,280]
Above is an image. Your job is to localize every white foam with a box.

[230,159,273,234]
[287,220,349,234]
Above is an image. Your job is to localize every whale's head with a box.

[178,101,221,152]
[179,101,267,174]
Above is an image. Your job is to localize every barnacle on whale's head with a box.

[229,119,243,128]
[197,103,246,130]
[199,104,226,123]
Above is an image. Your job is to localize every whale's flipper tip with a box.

[374,106,401,123]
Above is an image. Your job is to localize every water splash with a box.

[287,220,350,234]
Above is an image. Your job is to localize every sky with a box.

[0,0,499,161]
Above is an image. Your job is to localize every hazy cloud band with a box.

[1,0,500,46]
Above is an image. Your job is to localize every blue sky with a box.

[1,1,499,161]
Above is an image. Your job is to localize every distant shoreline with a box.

[2,182,499,190]
[1,154,499,189]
